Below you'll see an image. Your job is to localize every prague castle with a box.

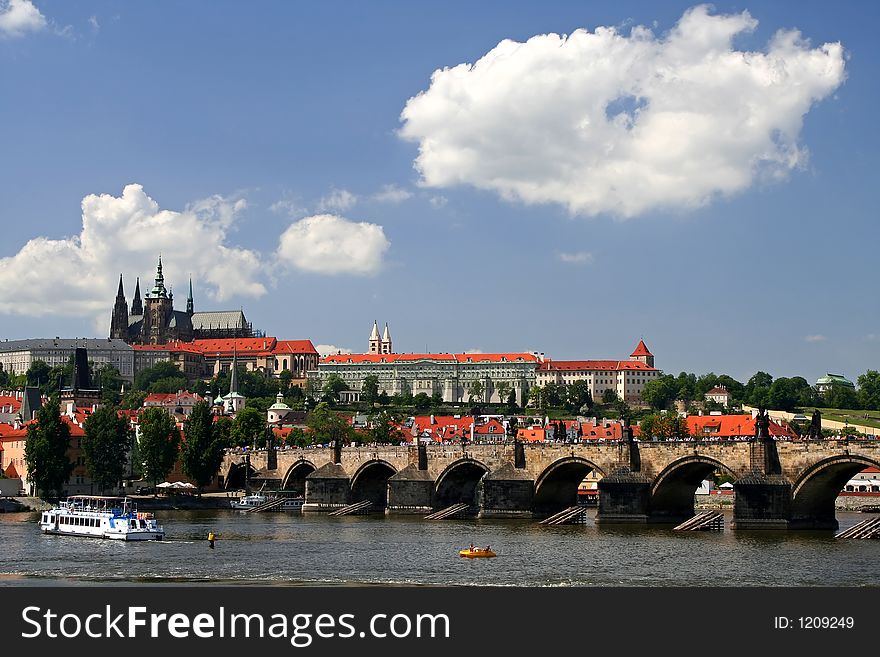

[109,256,258,345]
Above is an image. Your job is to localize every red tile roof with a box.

[0,396,22,412]
[686,414,797,439]
[630,340,653,357]
[4,462,19,478]
[409,415,474,442]
[272,340,319,355]
[193,338,277,354]
[322,353,538,364]
[539,360,657,372]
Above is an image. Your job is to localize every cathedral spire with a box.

[110,274,129,340]
[131,277,143,315]
[186,277,194,316]
[150,255,167,298]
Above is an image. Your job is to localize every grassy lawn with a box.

[799,407,880,431]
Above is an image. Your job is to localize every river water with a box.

[1,510,877,586]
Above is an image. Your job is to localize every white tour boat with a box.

[230,493,271,510]
[230,492,305,511]
[39,496,165,541]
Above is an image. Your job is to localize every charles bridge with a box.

[220,431,880,530]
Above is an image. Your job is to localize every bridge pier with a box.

[302,463,351,513]
[595,470,651,524]
[731,475,791,529]
[479,463,534,519]
[386,464,434,515]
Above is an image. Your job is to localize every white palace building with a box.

[312,322,540,405]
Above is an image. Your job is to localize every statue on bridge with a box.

[754,406,771,441]
[807,409,822,439]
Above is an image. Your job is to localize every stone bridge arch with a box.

[650,455,737,524]
[790,454,880,529]
[281,459,318,496]
[350,460,398,510]
[533,457,606,516]
[434,458,489,513]
[224,460,258,491]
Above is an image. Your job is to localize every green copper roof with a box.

[816,373,854,388]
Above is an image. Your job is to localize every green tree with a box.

[674,372,698,402]
[767,377,800,412]
[138,407,180,490]
[0,364,8,388]
[322,374,348,405]
[413,392,431,411]
[214,416,233,449]
[377,390,390,406]
[745,371,774,407]
[567,380,593,413]
[24,401,74,498]
[431,390,444,409]
[528,385,543,410]
[601,388,618,404]
[135,361,184,391]
[506,388,518,413]
[82,406,132,494]
[26,360,52,388]
[857,370,880,410]
[181,401,226,491]
[278,369,293,393]
[94,364,124,402]
[149,376,188,394]
[641,375,678,411]
[543,383,564,408]
[495,381,511,406]
[369,410,405,444]
[361,375,380,407]
[119,390,147,410]
[826,383,859,410]
[230,407,266,448]
[639,413,690,440]
[306,402,354,445]
[467,380,485,403]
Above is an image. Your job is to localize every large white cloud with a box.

[0,0,46,37]
[399,5,846,218]
[0,184,266,322]
[276,214,389,275]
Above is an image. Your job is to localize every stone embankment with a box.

[696,493,879,512]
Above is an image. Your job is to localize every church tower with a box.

[144,256,173,345]
[109,274,129,340]
[629,339,654,368]
[381,323,393,354]
[368,320,381,354]
[186,277,194,316]
[131,277,143,316]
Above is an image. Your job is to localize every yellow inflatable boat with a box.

[459,546,496,558]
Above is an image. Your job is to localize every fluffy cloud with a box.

[316,344,354,357]
[0,184,266,322]
[0,0,46,37]
[805,334,827,343]
[399,5,846,218]
[276,214,390,275]
[372,184,413,204]
[558,251,594,265]
[318,188,357,212]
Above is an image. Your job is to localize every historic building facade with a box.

[0,338,135,381]
[313,325,539,404]
[535,340,660,405]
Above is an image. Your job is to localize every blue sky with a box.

[0,1,876,385]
